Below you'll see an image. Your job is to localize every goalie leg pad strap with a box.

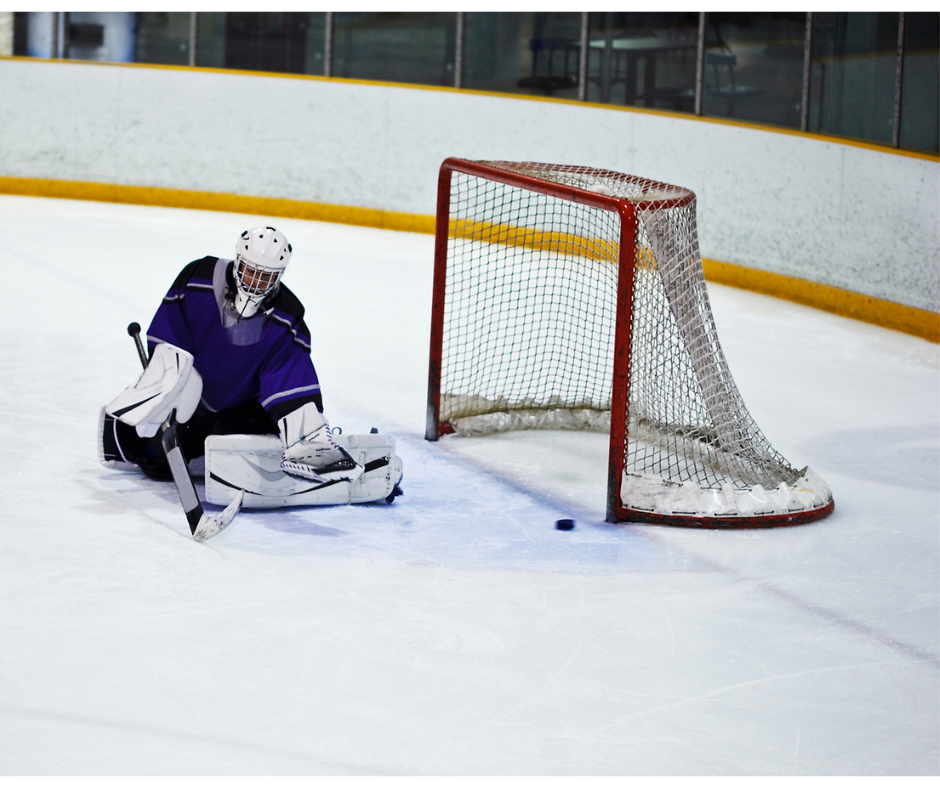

[205,432,402,508]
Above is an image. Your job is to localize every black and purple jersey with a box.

[147,256,323,420]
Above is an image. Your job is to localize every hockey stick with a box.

[127,322,244,542]
[127,321,149,368]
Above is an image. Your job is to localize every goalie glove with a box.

[105,343,203,438]
[278,402,363,484]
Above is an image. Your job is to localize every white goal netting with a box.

[432,160,833,526]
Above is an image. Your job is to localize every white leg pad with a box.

[204,432,403,509]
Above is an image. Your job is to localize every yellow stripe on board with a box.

[450,218,620,263]
[0,176,435,235]
[0,175,935,343]
[703,258,939,344]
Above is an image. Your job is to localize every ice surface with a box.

[0,195,937,775]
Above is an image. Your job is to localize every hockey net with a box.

[426,158,833,527]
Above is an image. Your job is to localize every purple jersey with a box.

[147,256,322,420]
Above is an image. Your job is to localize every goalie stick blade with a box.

[192,489,245,542]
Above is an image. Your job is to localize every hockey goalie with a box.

[98,225,403,514]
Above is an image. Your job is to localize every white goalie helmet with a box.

[232,226,292,318]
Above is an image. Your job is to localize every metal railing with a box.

[36,11,929,152]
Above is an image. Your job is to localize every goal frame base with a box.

[617,500,835,529]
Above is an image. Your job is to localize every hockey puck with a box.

[555,518,575,531]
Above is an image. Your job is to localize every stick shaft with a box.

[160,415,204,534]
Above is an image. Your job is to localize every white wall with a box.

[1,57,937,312]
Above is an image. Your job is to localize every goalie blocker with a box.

[205,430,403,509]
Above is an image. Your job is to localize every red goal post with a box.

[426,158,834,528]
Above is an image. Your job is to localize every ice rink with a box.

[0,194,937,775]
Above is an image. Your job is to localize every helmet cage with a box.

[235,256,283,298]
